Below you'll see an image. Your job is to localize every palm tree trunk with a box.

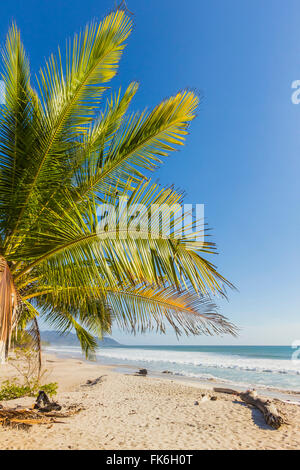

[0,340,6,364]
[0,258,18,365]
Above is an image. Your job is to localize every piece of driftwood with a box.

[213,387,285,429]
[239,390,284,429]
[213,387,240,395]
[81,376,106,387]
[133,368,148,376]
[34,390,62,412]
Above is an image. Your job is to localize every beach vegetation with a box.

[0,380,58,401]
[0,344,58,400]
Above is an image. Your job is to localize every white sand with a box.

[0,354,299,450]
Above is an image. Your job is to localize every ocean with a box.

[45,344,300,391]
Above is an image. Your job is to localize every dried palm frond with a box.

[0,403,82,429]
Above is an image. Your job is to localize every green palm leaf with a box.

[75,90,199,201]
[6,10,132,245]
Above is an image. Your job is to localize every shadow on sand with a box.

[233,399,275,431]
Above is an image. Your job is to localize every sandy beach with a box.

[0,353,299,450]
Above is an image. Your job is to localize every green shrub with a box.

[3,346,58,401]
[0,379,58,401]
[38,382,58,397]
[0,380,31,401]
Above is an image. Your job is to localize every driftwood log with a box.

[134,369,148,376]
[213,388,284,429]
[81,376,106,387]
[213,387,240,396]
[34,391,62,412]
[239,390,284,429]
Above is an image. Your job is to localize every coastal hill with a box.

[41,330,120,347]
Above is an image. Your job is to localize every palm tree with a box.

[0,10,236,364]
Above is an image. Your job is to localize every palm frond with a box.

[6,10,133,246]
[75,90,199,201]
[13,180,232,296]
[19,81,139,230]
[21,283,236,357]
[38,307,101,360]
[107,285,237,337]
[0,24,40,239]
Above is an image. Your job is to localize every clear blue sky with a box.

[1,0,299,345]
